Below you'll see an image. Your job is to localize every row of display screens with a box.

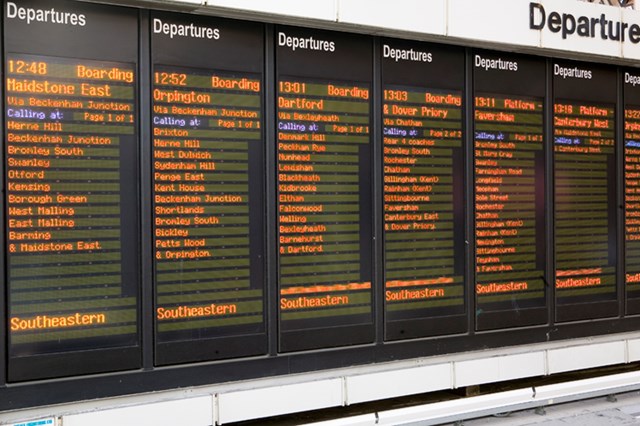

[2,0,640,382]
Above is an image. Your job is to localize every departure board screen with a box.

[152,12,266,365]
[473,52,547,330]
[4,0,140,381]
[277,27,373,351]
[624,69,640,314]
[381,40,466,340]
[553,61,617,322]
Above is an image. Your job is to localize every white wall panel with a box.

[547,341,626,374]
[338,0,446,35]
[627,337,640,362]
[217,379,343,424]
[205,0,337,22]
[346,363,451,405]
[454,352,546,388]
[448,0,540,47]
[62,396,213,426]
